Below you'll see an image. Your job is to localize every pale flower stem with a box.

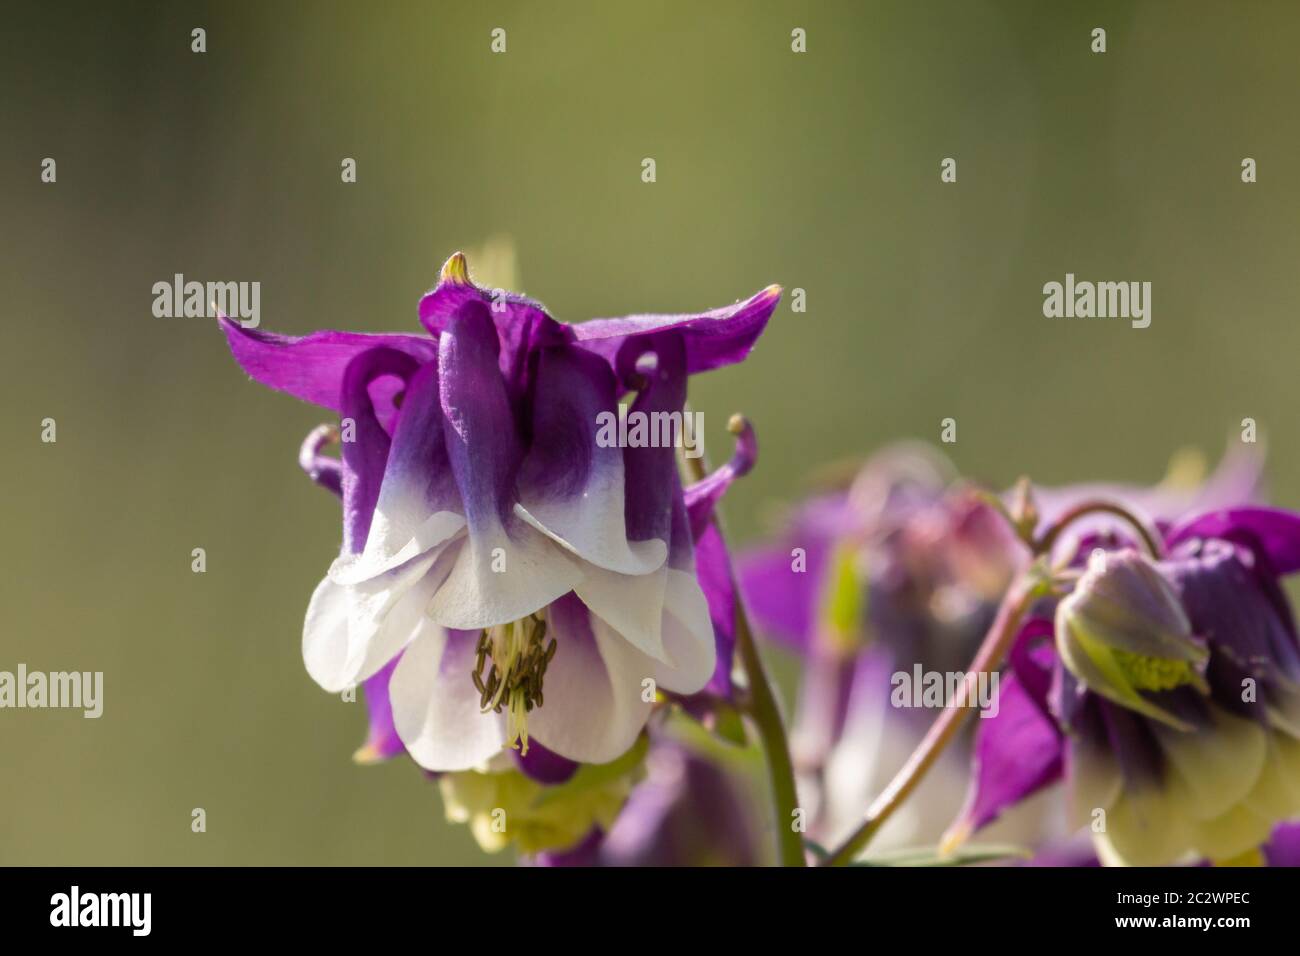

[821,578,1039,866]
[819,496,1155,866]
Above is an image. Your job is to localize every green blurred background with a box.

[4,0,1300,864]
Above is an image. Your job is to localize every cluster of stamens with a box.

[1112,647,1203,693]
[472,614,556,755]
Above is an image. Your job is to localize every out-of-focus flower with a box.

[1030,443,1265,538]
[223,252,779,771]
[739,443,1265,854]
[599,742,759,865]
[1264,821,1300,866]
[738,444,1033,845]
[533,732,763,866]
[950,506,1300,866]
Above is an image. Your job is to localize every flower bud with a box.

[1055,549,1209,729]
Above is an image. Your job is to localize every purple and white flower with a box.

[950,506,1300,865]
[223,253,778,770]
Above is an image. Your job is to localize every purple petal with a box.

[1185,442,1267,513]
[1166,506,1300,575]
[678,421,757,698]
[373,361,462,526]
[1089,697,1167,789]
[691,522,737,697]
[219,317,437,413]
[1162,538,1300,728]
[299,424,342,498]
[949,670,1064,839]
[736,488,855,654]
[683,417,757,540]
[355,655,405,763]
[518,347,611,500]
[572,285,781,386]
[512,739,580,785]
[530,827,605,867]
[328,360,468,586]
[418,276,568,405]
[736,540,831,653]
[516,346,665,575]
[438,300,522,530]
[599,742,759,867]
[1027,443,1265,534]
[340,348,421,553]
[1264,821,1300,867]
[616,333,689,560]
[1008,617,1058,719]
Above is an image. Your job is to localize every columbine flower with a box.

[738,445,1267,853]
[948,506,1300,865]
[222,252,778,771]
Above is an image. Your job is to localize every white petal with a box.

[527,597,654,764]
[1066,738,1123,831]
[390,626,507,771]
[302,575,352,692]
[515,479,667,577]
[1241,732,1300,821]
[1152,706,1266,821]
[302,551,441,692]
[652,568,717,694]
[1094,784,1197,866]
[1265,683,1300,738]
[330,511,465,586]
[574,563,668,662]
[821,688,968,851]
[1189,802,1274,862]
[425,518,581,631]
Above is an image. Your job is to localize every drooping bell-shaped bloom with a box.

[738,445,1264,849]
[950,506,1300,866]
[222,253,779,771]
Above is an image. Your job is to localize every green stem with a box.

[681,426,805,867]
[734,598,807,867]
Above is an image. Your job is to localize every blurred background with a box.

[4,0,1300,864]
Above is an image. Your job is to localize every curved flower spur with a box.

[221,253,779,771]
